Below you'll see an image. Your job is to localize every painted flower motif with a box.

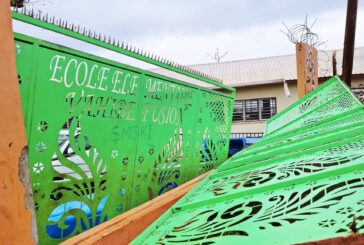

[354,170,364,175]
[138,156,144,164]
[16,44,21,55]
[329,176,341,181]
[357,200,364,206]
[319,219,336,228]
[149,148,154,155]
[224,200,234,205]
[284,185,295,191]
[243,195,254,200]
[33,182,41,187]
[122,157,129,165]
[34,202,40,211]
[35,141,47,153]
[33,162,44,174]
[120,173,127,181]
[306,181,317,186]
[336,207,353,215]
[37,121,48,132]
[135,185,140,192]
[118,188,126,197]
[116,204,123,213]
[137,171,142,178]
[111,150,118,159]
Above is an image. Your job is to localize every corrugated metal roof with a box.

[151,47,364,88]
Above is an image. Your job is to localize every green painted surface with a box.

[134,76,364,244]
[14,12,234,244]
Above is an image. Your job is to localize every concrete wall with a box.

[231,82,297,134]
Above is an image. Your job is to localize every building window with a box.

[233,97,277,122]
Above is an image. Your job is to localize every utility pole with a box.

[342,0,358,87]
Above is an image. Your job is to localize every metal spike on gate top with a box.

[12,9,225,84]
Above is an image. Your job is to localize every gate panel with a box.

[14,32,234,244]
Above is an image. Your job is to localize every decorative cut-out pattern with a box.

[33,162,44,174]
[15,32,234,244]
[135,77,364,245]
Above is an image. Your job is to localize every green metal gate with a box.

[134,76,364,244]
[12,9,235,244]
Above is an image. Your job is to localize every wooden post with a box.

[342,0,358,87]
[296,43,318,98]
[61,171,211,245]
[0,0,34,244]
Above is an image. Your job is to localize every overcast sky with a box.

[14,0,364,66]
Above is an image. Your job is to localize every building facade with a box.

[153,47,364,136]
